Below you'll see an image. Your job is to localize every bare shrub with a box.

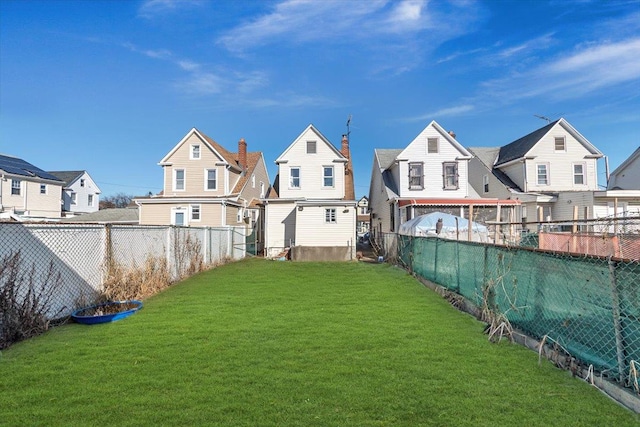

[102,255,172,301]
[0,251,64,350]
[174,229,204,279]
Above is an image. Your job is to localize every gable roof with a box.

[496,118,602,167]
[159,128,242,172]
[275,124,346,164]
[608,146,640,190]
[468,147,522,191]
[375,149,403,171]
[400,120,472,159]
[48,170,84,186]
[0,154,63,182]
[231,151,263,194]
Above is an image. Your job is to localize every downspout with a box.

[522,160,528,193]
[0,173,3,211]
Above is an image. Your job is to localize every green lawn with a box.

[1,258,637,426]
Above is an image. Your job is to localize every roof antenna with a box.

[534,114,551,123]
[345,114,352,141]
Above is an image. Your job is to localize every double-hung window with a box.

[174,169,185,191]
[408,162,424,190]
[191,204,201,221]
[205,169,217,190]
[323,166,334,187]
[325,208,336,223]
[442,162,459,190]
[71,192,77,204]
[191,144,201,159]
[40,184,47,194]
[537,163,549,185]
[11,179,21,195]
[573,163,585,185]
[88,194,94,207]
[290,167,300,188]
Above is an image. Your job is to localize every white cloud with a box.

[177,72,225,95]
[217,0,476,53]
[401,104,474,122]
[481,37,640,101]
[138,0,203,19]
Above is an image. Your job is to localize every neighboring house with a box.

[136,128,271,251]
[369,121,519,240]
[0,154,64,221]
[357,196,370,235]
[61,207,139,224]
[48,170,101,216]
[608,146,640,190]
[263,124,357,261]
[468,118,605,224]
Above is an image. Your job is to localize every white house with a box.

[369,120,519,239]
[0,154,64,221]
[468,118,604,224]
[608,146,640,191]
[263,124,357,261]
[49,170,101,216]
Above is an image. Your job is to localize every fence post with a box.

[104,224,113,285]
[608,258,626,383]
[434,238,439,283]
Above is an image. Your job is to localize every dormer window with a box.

[554,137,566,152]
[191,144,201,159]
[307,141,316,154]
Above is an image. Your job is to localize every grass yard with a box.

[1,258,638,426]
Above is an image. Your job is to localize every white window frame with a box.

[205,168,217,191]
[483,175,489,193]
[174,169,185,191]
[40,184,47,195]
[172,207,187,226]
[536,163,549,185]
[237,207,243,223]
[554,137,566,152]
[252,175,255,188]
[190,144,201,160]
[80,179,85,187]
[325,208,337,224]
[289,167,300,189]
[573,163,585,185]
[408,162,424,190]
[442,162,459,190]
[427,137,439,154]
[70,192,77,204]
[191,204,201,221]
[260,182,265,198]
[88,194,94,207]
[323,166,334,188]
[11,179,21,195]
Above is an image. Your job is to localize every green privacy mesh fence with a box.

[393,233,640,389]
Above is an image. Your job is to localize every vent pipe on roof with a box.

[448,130,457,139]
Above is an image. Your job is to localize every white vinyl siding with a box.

[294,205,356,247]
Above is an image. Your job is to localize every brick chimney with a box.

[341,134,349,159]
[238,138,247,170]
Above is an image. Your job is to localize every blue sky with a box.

[1,0,639,199]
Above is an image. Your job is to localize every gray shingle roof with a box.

[496,119,560,166]
[62,208,139,223]
[48,170,84,186]
[375,149,402,170]
[0,154,63,182]
[468,147,522,191]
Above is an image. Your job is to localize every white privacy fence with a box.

[0,223,247,320]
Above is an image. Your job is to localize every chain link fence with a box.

[1,223,246,348]
[373,217,640,394]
